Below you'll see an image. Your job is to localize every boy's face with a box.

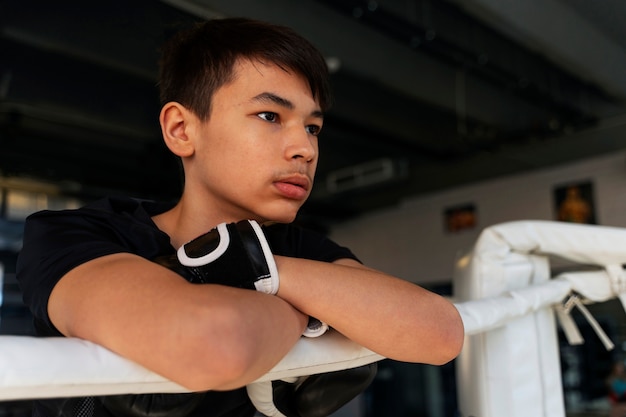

[187,58,323,224]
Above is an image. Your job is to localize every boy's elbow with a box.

[433,305,465,365]
[182,349,252,392]
[392,301,465,366]
[167,308,262,392]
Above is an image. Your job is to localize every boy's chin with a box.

[260,210,300,225]
[266,214,298,225]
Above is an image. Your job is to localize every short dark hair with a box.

[158,17,333,120]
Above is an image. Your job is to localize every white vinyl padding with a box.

[454,220,626,417]
[2,220,626,407]
[0,329,384,400]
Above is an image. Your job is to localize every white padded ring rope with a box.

[0,276,613,402]
[0,330,384,400]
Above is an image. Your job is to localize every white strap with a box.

[554,302,583,345]
[559,294,614,351]
[246,377,298,417]
[246,381,288,417]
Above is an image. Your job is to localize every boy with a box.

[17,17,463,417]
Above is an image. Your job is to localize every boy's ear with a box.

[160,102,195,157]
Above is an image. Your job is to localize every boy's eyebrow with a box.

[253,92,293,109]
[252,92,324,119]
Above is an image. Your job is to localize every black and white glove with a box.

[246,363,378,417]
[155,220,328,337]
[302,317,329,338]
[155,220,280,294]
[154,220,328,337]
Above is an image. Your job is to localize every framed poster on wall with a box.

[553,181,596,224]
[444,203,477,233]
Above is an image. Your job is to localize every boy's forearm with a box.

[49,253,309,392]
[274,255,464,365]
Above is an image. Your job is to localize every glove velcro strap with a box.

[177,223,230,266]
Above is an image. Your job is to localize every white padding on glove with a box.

[302,317,329,338]
[246,378,298,417]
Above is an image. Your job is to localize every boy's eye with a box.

[306,125,322,136]
[258,112,278,122]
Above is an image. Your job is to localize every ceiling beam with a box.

[449,0,626,102]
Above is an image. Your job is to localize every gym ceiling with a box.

[2,0,626,226]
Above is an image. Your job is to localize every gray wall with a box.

[331,150,626,285]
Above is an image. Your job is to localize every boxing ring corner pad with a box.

[1,220,626,414]
[454,220,626,417]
